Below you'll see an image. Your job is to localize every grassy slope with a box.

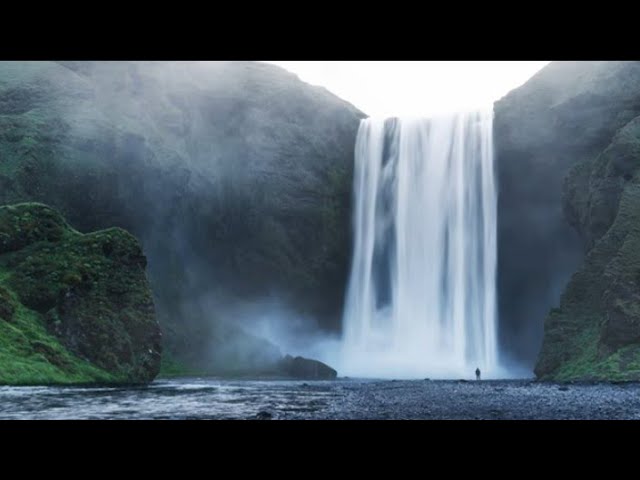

[535,117,640,381]
[0,202,159,385]
[0,61,363,373]
[0,218,114,384]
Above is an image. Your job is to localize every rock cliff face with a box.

[495,61,640,379]
[535,113,640,380]
[0,61,364,373]
[15,60,640,381]
[0,203,161,384]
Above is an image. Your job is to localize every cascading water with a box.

[341,110,498,379]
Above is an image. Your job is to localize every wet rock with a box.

[255,411,272,420]
[279,354,337,380]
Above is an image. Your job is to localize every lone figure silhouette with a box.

[475,367,481,381]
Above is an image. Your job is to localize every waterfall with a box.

[341,110,498,378]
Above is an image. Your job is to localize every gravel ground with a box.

[318,379,640,419]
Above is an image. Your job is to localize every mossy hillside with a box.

[494,61,640,365]
[564,117,640,249]
[0,202,71,253]
[0,61,363,371]
[0,292,115,385]
[535,114,640,381]
[0,203,162,384]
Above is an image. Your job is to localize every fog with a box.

[211,296,343,368]
[266,61,550,117]
[2,60,585,378]
[9,60,361,374]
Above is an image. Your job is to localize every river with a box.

[2,378,640,419]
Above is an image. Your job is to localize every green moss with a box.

[0,284,16,321]
[157,351,206,378]
[0,202,72,254]
[547,325,599,381]
[0,202,161,385]
[539,320,640,382]
[536,116,640,382]
[0,61,363,371]
[0,299,115,385]
[551,343,640,382]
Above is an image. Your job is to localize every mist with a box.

[1,60,616,380]
[6,59,640,419]
[492,61,639,369]
[0,60,364,375]
[207,296,343,369]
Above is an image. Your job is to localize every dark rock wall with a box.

[0,203,161,384]
[0,61,364,372]
[495,61,640,377]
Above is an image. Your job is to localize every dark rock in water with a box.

[255,411,273,420]
[279,354,337,380]
[558,386,569,391]
[458,379,469,383]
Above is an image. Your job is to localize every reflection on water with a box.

[2,378,640,419]
[0,378,341,420]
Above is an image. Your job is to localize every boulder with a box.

[279,354,337,380]
[0,202,162,384]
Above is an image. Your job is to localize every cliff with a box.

[0,203,161,384]
[0,61,364,373]
[494,61,640,379]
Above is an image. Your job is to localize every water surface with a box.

[2,378,640,419]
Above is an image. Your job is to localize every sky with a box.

[265,61,550,118]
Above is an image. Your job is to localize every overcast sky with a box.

[265,61,550,117]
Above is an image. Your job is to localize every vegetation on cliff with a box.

[0,61,364,373]
[0,203,161,384]
[495,61,640,375]
[535,115,640,381]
